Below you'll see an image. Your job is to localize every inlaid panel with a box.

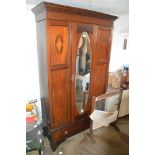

[96,29,110,61]
[51,69,70,128]
[50,26,68,65]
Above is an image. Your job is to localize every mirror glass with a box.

[75,32,91,114]
[94,95,120,112]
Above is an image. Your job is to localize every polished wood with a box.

[97,59,109,65]
[49,20,71,129]
[50,25,68,65]
[53,117,90,143]
[51,69,70,128]
[77,24,93,34]
[94,26,112,97]
[51,64,68,71]
[32,2,117,21]
[96,28,111,61]
[32,2,117,151]
[36,20,51,127]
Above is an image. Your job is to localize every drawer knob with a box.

[64,131,68,135]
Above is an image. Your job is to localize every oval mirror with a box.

[75,32,91,114]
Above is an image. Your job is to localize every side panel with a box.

[48,21,71,129]
[36,20,51,127]
[94,27,111,96]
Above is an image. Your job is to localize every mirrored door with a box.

[75,31,91,114]
[71,23,94,120]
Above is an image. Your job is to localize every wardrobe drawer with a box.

[53,118,90,142]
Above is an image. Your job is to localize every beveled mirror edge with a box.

[75,31,92,115]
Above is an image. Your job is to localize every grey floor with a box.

[27,116,129,155]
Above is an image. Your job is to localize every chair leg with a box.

[86,120,95,144]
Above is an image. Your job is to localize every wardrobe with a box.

[32,2,117,151]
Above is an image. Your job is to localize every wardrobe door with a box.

[94,26,112,96]
[48,20,71,129]
[71,22,95,122]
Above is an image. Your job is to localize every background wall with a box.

[26,5,41,115]
[109,32,129,71]
[26,4,129,115]
[109,14,129,71]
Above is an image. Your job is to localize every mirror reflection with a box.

[75,32,91,114]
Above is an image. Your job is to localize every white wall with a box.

[114,14,129,33]
[26,5,41,116]
[109,14,129,71]
[109,32,129,71]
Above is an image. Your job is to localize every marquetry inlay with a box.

[55,34,63,54]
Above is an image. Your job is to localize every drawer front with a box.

[52,118,90,143]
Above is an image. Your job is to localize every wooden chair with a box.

[88,88,123,143]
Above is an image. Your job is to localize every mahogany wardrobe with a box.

[32,2,117,151]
